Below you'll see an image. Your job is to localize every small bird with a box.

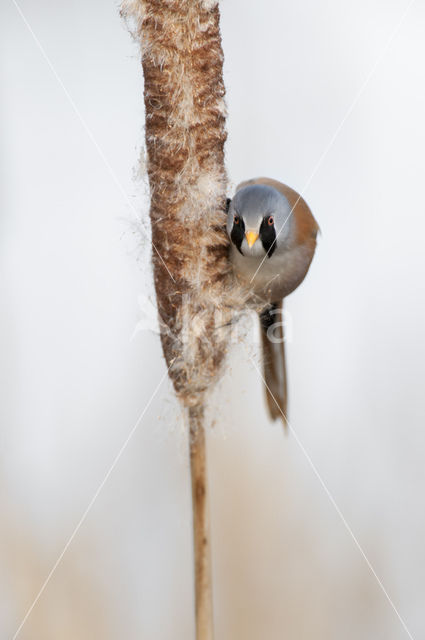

[226,177,319,424]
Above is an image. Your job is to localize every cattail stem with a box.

[121,2,230,638]
[188,406,213,640]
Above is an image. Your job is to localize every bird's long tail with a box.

[259,302,288,426]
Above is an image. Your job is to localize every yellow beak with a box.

[245,230,259,248]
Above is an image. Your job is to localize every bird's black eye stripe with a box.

[230,214,245,255]
[260,216,276,258]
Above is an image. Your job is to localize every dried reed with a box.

[121,2,233,637]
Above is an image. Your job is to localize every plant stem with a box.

[188,405,213,640]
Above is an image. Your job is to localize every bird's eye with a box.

[268,216,274,226]
[234,215,240,225]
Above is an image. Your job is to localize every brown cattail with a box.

[121,2,234,638]
[122,0,232,408]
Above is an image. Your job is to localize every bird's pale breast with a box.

[231,242,315,304]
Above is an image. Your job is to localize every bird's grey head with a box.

[226,184,293,258]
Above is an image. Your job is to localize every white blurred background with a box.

[1,0,425,638]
